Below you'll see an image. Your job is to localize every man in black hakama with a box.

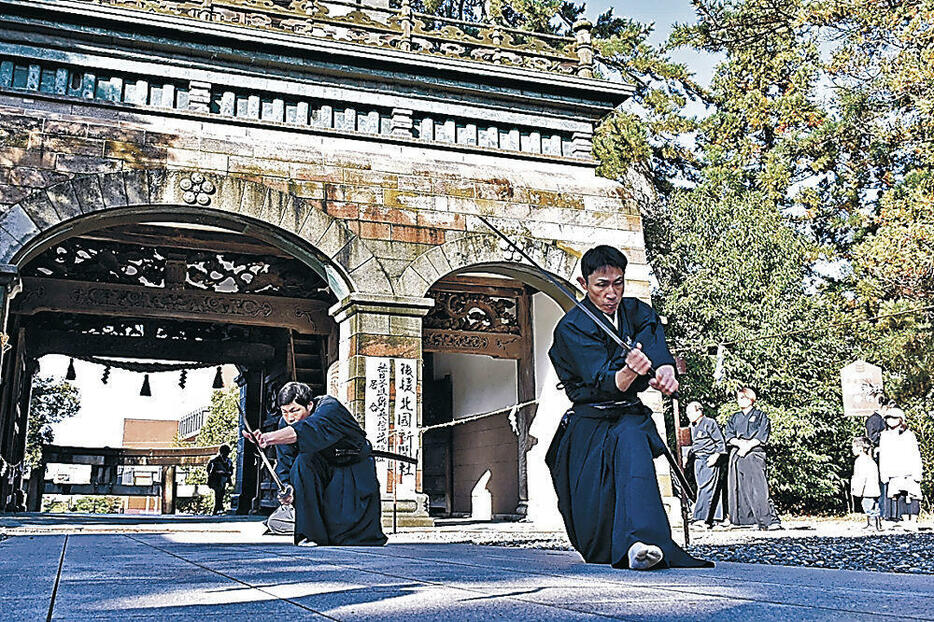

[244,382,387,547]
[546,245,710,570]
[686,402,726,523]
[724,388,781,530]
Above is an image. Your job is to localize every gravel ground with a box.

[391,517,934,575]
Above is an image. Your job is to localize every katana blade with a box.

[240,410,287,493]
[478,216,696,503]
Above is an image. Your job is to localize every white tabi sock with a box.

[627,542,663,570]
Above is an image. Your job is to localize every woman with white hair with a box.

[878,408,923,528]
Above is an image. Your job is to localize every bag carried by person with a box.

[264,503,295,535]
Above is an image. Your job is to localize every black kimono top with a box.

[275,396,368,486]
[549,296,676,404]
[723,406,770,446]
[865,412,885,447]
[690,416,727,457]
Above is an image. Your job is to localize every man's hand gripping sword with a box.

[240,411,294,505]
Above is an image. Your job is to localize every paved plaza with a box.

[1,515,932,621]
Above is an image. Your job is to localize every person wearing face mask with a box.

[878,408,922,529]
[243,381,387,547]
[724,387,782,530]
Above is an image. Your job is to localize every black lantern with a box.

[212,366,224,389]
[65,358,76,381]
[140,373,152,397]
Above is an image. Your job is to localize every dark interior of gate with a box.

[0,220,339,515]
[421,274,538,519]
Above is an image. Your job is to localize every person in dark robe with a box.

[685,401,726,525]
[864,403,890,518]
[206,444,233,515]
[243,381,387,547]
[724,388,781,530]
[546,245,711,570]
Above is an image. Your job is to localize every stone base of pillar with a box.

[381,495,435,528]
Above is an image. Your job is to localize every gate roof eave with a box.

[0,0,635,114]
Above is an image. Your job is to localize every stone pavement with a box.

[1,516,932,621]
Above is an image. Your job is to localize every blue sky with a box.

[582,0,721,86]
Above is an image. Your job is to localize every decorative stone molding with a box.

[0,55,586,161]
[179,172,216,206]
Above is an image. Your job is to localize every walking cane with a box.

[478,216,697,504]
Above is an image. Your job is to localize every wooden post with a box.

[161,465,177,514]
[515,290,536,517]
[27,460,45,512]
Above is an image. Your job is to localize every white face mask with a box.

[884,418,901,429]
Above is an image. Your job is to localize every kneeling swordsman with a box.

[546,245,711,570]
[244,381,387,547]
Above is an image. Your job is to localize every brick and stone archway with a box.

[398,232,581,304]
[0,168,392,298]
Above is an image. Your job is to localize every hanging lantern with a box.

[140,373,152,397]
[212,365,224,389]
[65,358,76,381]
[179,369,188,389]
[101,366,111,385]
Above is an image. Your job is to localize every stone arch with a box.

[397,233,580,308]
[0,168,393,298]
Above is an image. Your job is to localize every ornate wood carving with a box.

[24,237,329,299]
[423,291,519,334]
[422,279,530,358]
[422,328,523,359]
[14,277,331,334]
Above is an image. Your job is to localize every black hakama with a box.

[690,416,726,522]
[547,297,710,569]
[724,407,780,528]
[276,396,387,546]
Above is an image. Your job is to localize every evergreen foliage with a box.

[26,376,81,469]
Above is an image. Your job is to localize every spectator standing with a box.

[878,408,923,529]
[724,388,782,530]
[206,444,233,515]
[850,436,881,530]
[686,401,726,525]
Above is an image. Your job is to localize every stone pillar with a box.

[573,19,594,78]
[330,293,435,527]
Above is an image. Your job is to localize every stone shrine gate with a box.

[0,0,677,528]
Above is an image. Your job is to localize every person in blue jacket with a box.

[546,245,710,570]
[244,382,387,547]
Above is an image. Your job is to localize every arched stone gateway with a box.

[0,0,680,531]
[0,168,390,298]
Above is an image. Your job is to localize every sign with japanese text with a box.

[394,358,418,496]
[364,356,391,491]
[840,360,883,417]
